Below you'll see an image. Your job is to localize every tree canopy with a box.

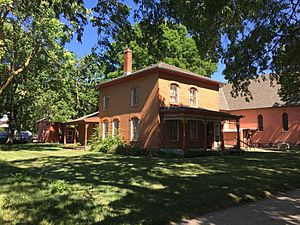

[135,0,300,100]
[1,0,299,142]
[0,0,88,95]
[97,22,217,79]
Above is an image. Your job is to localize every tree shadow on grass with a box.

[0,151,300,224]
[0,143,63,151]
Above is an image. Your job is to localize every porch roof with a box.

[65,111,100,125]
[160,107,242,121]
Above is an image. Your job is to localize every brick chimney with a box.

[124,48,132,75]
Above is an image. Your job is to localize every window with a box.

[102,121,109,139]
[131,117,139,141]
[131,87,139,106]
[103,95,109,111]
[282,113,288,131]
[258,114,263,131]
[170,84,179,104]
[189,88,198,107]
[112,119,120,136]
[170,120,179,141]
[188,120,198,140]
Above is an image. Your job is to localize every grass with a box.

[0,144,299,224]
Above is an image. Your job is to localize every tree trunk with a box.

[6,128,14,145]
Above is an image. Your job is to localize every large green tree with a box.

[0,49,100,144]
[90,0,300,99]
[97,22,217,79]
[125,0,300,100]
[0,0,88,95]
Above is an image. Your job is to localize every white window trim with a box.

[130,118,139,141]
[102,122,109,139]
[170,120,180,141]
[189,88,198,107]
[112,120,119,136]
[170,84,179,104]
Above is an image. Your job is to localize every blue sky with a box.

[65,0,226,82]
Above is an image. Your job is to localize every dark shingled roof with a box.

[219,75,300,111]
[96,62,222,89]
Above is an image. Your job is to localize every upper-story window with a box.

[282,113,288,131]
[103,121,109,139]
[131,87,139,106]
[112,119,120,136]
[103,95,109,111]
[131,117,139,141]
[170,84,179,104]
[258,114,263,131]
[189,88,198,107]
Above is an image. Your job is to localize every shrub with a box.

[89,125,144,155]
[90,135,126,154]
[115,143,145,156]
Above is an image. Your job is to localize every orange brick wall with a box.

[158,72,219,111]
[223,106,300,145]
[99,72,160,149]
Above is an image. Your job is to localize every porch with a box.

[63,112,100,148]
[159,107,242,151]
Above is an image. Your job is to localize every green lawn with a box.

[0,144,299,225]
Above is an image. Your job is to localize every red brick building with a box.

[36,117,62,143]
[95,49,241,151]
[220,76,300,148]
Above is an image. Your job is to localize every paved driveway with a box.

[178,189,300,225]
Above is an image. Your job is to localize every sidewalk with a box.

[177,189,300,225]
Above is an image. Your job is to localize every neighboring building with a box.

[63,112,100,146]
[95,49,241,151]
[0,115,8,131]
[36,117,63,143]
[37,112,100,146]
[220,75,300,147]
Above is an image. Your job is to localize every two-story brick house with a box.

[95,49,241,151]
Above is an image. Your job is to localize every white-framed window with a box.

[170,120,179,141]
[170,84,179,104]
[188,120,198,140]
[112,119,120,136]
[102,121,109,139]
[189,88,198,107]
[131,87,139,106]
[130,117,139,141]
[103,95,109,111]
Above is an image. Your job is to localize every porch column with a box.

[236,119,241,150]
[220,121,225,150]
[98,122,101,139]
[158,116,164,148]
[73,125,77,144]
[84,123,88,148]
[203,120,207,150]
[182,115,187,150]
[63,125,67,145]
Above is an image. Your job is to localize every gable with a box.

[220,75,300,111]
